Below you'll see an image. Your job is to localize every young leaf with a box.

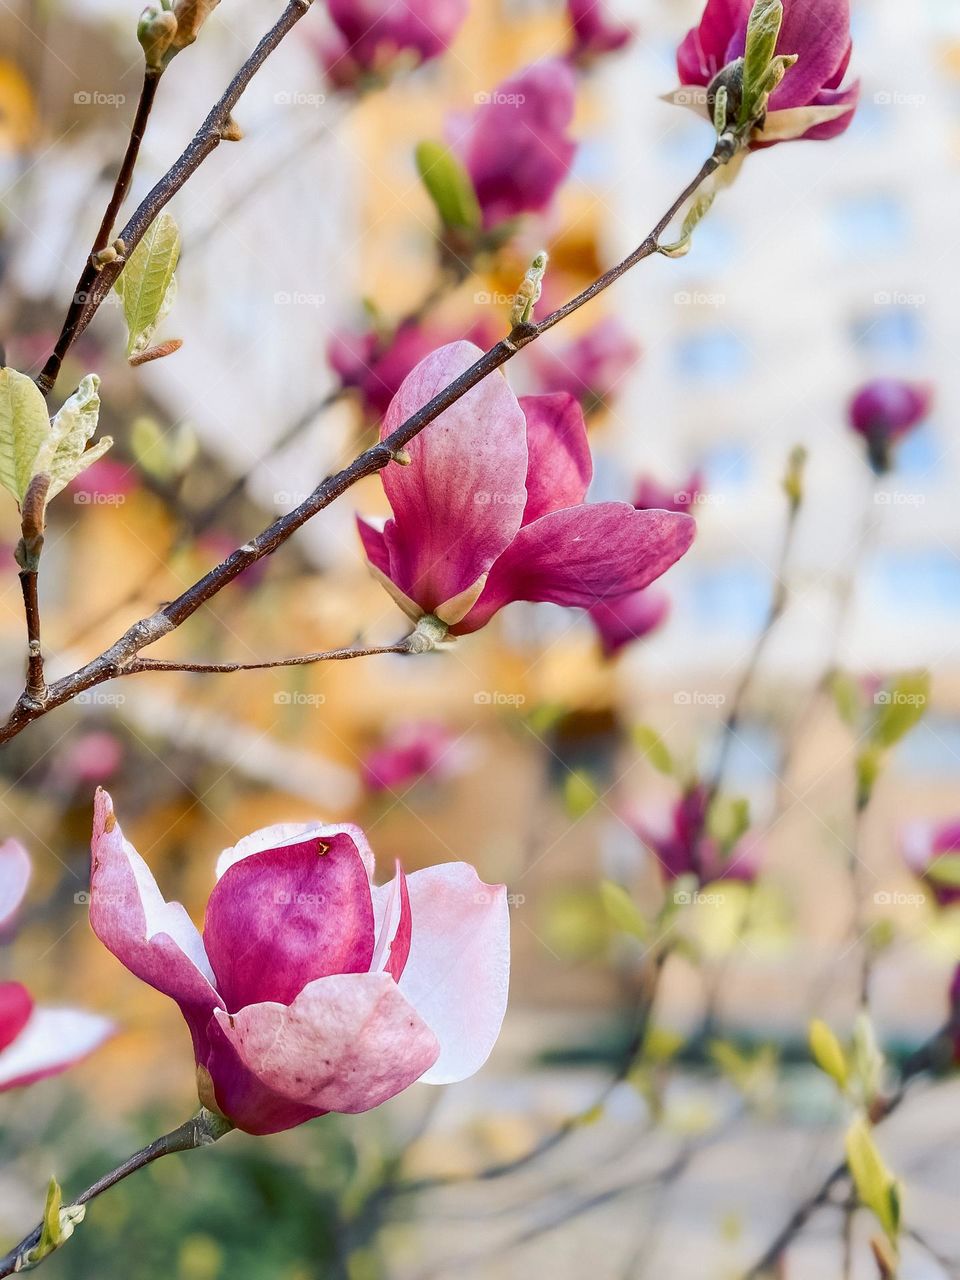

[24,1177,86,1266]
[563,769,599,819]
[600,881,647,940]
[707,794,750,852]
[808,1018,848,1090]
[37,374,113,500]
[871,671,930,749]
[0,367,51,503]
[115,212,181,357]
[415,141,481,232]
[925,854,960,889]
[830,671,863,729]
[633,724,673,774]
[741,0,784,123]
[845,1116,901,1243]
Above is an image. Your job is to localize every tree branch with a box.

[1,144,725,746]
[36,0,317,397]
[125,637,416,674]
[0,1110,232,1278]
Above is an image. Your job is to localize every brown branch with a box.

[0,144,726,746]
[0,1110,231,1278]
[18,570,46,702]
[125,638,416,674]
[36,0,317,397]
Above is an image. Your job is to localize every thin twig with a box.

[36,0,317,396]
[125,638,415,674]
[0,1110,231,1278]
[0,147,726,746]
[18,570,45,702]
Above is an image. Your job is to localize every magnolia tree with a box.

[0,0,952,1275]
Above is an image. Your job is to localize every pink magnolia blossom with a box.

[68,457,138,502]
[566,0,633,64]
[629,786,760,886]
[0,839,114,1092]
[848,379,933,473]
[901,819,960,909]
[448,60,578,230]
[89,790,510,1136]
[362,722,467,793]
[54,731,125,788]
[532,317,641,410]
[589,589,670,658]
[357,342,695,635]
[674,0,859,145]
[319,0,468,89]
[633,470,703,515]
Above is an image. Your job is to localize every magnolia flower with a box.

[629,786,760,885]
[319,0,468,89]
[901,819,960,908]
[0,839,113,1092]
[89,790,509,1136]
[589,589,670,658]
[357,343,695,635]
[566,0,633,65]
[633,470,704,515]
[532,317,641,411]
[673,0,859,145]
[362,722,468,793]
[448,60,578,230]
[848,379,933,474]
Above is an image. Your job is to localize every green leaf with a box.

[0,367,51,504]
[741,0,784,123]
[600,881,647,940]
[115,212,181,357]
[563,769,599,819]
[845,1116,901,1243]
[808,1018,848,1090]
[851,1011,884,1108]
[633,724,674,774]
[659,192,716,259]
[24,1177,85,1267]
[830,671,863,730]
[415,141,481,232]
[871,671,930,749]
[707,794,750,852]
[37,374,113,500]
[130,415,197,484]
[925,854,960,889]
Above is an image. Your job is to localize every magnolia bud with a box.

[706,59,744,132]
[138,6,178,71]
[170,0,221,52]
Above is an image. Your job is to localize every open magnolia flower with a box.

[671,0,859,145]
[0,839,114,1092]
[628,786,761,886]
[357,342,695,635]
[89,790,510,1136]
[317,0,469,90]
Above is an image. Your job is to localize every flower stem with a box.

[0,1109,233,1278]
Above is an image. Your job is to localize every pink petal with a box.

[770,0,852,112]
[0,1007,114,1092]
[677,0,748,86]
[216,821,376,883]
[0,838,31,930]
[589,588,671,657]
[371,862,413,981]
[397,863,510,1083]
[0,982,33,1053]
[376,342,528,619]
[89,789,220,1050]
[213,971,439,1117]
[519,393,592,524]
[203,834,375,1011]
[456,504,695,634]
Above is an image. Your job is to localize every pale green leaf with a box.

[925,854,960,889]
[115,213,181,356]
[24,1177,85,1267]
[845,1116,901,1243]
[0,367,51,503]
[633,724,673,774]
[741,0,784,122]
[37,374,113,499]
[600,880,647,940]
[563,769,599,819]
[871,671,930,749]
[415,141,481,232]
[808,1018,848,1090]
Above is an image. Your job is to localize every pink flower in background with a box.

[589,589,670,658]
[362,722,468,793]
[848,379,933,473]
[0,840,114,1092]
[68,457,138,502]
[633,470,703,515]
[448,60,578,230]
[566,0,633,65]
[357,343,695,635]
[89,790,510,1135]
[675,0,859,144]
[901,820,960,908]
[54,731,124,788]
[629,786,760,886]
[319,0,468,89]
[532,317,641,410]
